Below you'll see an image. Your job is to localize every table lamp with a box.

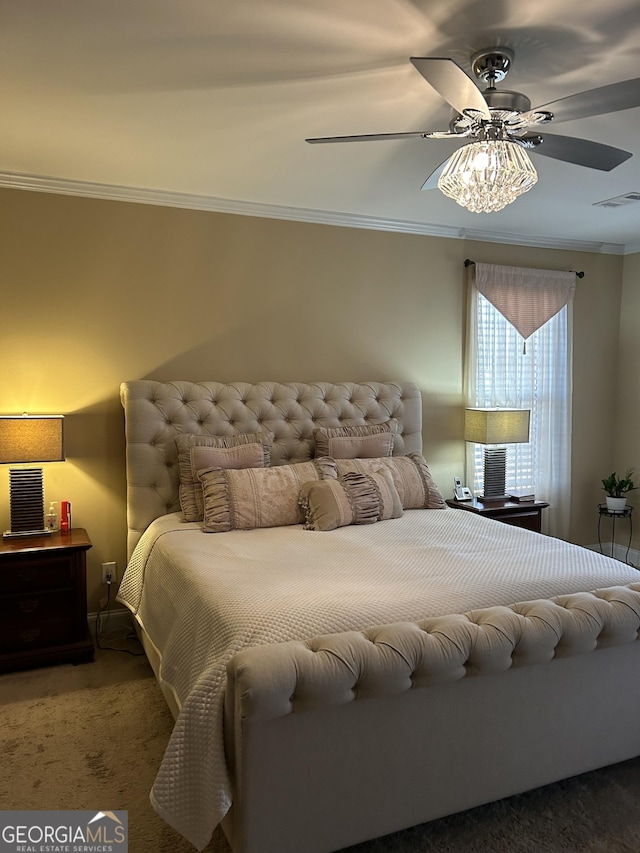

[464,407,530,501]
[0,414,65,538]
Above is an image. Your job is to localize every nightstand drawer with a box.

[0,587,73,620]
[498,512,542,532]
[0,614,75,651]
[0,556,74,594]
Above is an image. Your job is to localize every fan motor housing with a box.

[483,89,531,113]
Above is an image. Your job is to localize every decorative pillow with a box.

[176,432,273,522]
[335,453,446,510]
[198,457,338,533]
[299,469,403,531]
[313,420,398,459]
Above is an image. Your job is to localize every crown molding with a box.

[455,229,624,255]
[0,170,627,255]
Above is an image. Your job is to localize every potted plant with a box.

[602,470,636,512]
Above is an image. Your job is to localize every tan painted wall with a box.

[616,251,640,546]
[0,188,627,611]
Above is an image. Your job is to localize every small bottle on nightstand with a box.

[60,501,71,532]
[46,502,58,532]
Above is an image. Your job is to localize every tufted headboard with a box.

[120,380,422,557]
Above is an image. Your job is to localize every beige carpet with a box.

[2,635,640,853]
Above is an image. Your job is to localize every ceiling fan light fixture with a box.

[437,139,538,213]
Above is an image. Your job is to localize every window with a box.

[465,265,574,538]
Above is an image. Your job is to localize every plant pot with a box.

[605,496,627,513]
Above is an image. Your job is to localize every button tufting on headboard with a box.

[120,380,423,558]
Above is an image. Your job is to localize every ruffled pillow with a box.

[335,453,446,509]
[313,420,398,459]
[299,469,403,531]
[198,457,338,532]
[176,432,273,522]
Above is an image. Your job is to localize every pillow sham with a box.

[335,453,446,510]
[313,420,398,459]
[176,432,273,522]
[198,457,338,533]
[299,469,403,531]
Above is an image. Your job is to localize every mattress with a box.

[117,508,640,849]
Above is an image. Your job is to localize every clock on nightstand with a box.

[446,497,549,533]
[0,528,94,673]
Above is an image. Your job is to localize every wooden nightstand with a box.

[446,498,549,532]
[0,528,94,673]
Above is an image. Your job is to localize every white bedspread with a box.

[117,509,639,850]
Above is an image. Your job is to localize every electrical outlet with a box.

[102,561,117,584]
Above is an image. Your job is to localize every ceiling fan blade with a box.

[421,159,448,190]
[531,78,640,124]
[306,130,432,144]
[420,140,469,190]
[410,57,491,120]
[533,132,632,171]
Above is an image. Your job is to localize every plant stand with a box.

[598,503,634,566]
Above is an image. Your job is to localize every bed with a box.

[117,379,640,853]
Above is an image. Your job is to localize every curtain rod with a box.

[464,258,584,278]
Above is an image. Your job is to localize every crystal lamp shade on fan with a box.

[438,140,538,213]
[465,408,530,501]
[0,415,65,538]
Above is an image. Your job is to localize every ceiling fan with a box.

[306,48,640,208]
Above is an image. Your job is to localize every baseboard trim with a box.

[88,607,133,638]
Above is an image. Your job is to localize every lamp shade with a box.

[464,408,530,446]
[0,415,65,463]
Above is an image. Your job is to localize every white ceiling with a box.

[3,0,640,253]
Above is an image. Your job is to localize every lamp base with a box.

[7,467,47,539]
[476,493,509,502]
[3,527,52,540]
[482,447,508,501]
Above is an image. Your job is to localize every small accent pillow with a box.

[299,469,403,531]
[198,457,338,532]
[176,432,273,522]
[313,420,398,459]
[335,453,446,510]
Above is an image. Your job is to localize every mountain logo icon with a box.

[88,811,124,826]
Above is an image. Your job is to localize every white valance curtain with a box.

[465,262,575,538]
[475,263,576,350]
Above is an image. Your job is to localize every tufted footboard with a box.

[223,584,640,853]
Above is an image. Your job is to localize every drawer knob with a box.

[19,598,40,614]
[19,627,41,643]
[18,568,37,583]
